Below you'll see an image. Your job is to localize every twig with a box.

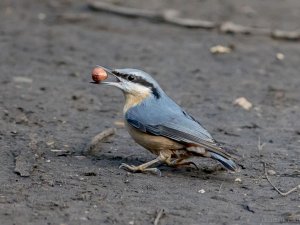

[257,136,266,152]
[271,29,300,41]
[88,1,216,29]
[88,1,160,19]
[220,21,252,35]
[263,162,300,196]
[162,9,215,29]
[87,1,300,42]
[220,21,270,35]
[84,128,116,155]
[218,182,224,193]
[90,128,115,146]
[154,209,165,225]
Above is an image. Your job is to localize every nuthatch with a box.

[93,67,239,175]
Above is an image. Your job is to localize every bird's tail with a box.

[186,142,239,172]
[209,152,239,172]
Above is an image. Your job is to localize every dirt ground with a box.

[0,0,299,224]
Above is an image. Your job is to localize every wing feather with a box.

[125,96,232,154]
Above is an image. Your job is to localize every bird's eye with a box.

[127,75,135,81]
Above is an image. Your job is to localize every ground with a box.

[0,0,299,224]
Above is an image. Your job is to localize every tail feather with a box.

[210,152,239,172]
[186,142,239,172]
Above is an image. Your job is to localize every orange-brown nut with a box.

[92,67,108,83]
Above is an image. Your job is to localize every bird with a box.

[93,66,239,175]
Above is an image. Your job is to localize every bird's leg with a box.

[166,158,199,170]
[119,157,162,176]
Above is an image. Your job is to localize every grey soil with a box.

[0,0,299,224]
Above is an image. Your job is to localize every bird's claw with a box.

[184,161,199,170]
[119,163,161,176]
[167,160,199,170]
[119,163,134,170]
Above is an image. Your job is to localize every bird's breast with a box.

[124,120,183,155]
[123,92,150,113]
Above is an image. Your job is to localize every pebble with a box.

[198,189,205,194]
[267,169,276,175]
[235,178,242,182]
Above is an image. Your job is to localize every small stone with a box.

[46,141,55,146]
[210,45,232,54]
[198,189,205,194]
[80,217,88,221]
[38,13,46,20]
[276,53,285,60]
[235,178,242,182]
[233,97,253,110]
[267,170,276,175]
[13,76,33,83]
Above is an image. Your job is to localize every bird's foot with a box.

[167,160,199,170]
[119,163,161,176]
[177,161,199,170]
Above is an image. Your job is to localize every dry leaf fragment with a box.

[163,9,216,29]
[267,169,276,175]
[233,97,253,110]
[276,53,285,61]
[13,76,33,83]
[220,21,252,34]
[271,30,300,41]
[114,120,125,128]
[46,141,55,146]
[235,178,242,182]
[198,189,205,193]
[210,45,232,54]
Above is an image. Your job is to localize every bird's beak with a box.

[92,66,123,89]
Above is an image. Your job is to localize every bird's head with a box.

[97,67,162,99]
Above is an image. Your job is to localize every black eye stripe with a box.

[134,78,160,99]
[112,71,137,81]
[113,71,127,79]
[112,71,160,98]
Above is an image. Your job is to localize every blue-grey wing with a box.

[125,96,216,145]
